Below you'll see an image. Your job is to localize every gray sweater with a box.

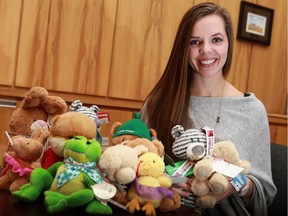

[141,93,277,216]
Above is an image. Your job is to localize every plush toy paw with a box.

[191,178,210,196]
[44,188,100,214]
[196,194,217,209]
[85,200,113,215]
[12,183,42,202]
[208,172,229,194]
[126,198,141,214]
[114,167,136,185]
[193,157,214,181]
[44,191,68,213]
[142,201,156,216]
[157,175,172,188]
[158,191,181,212]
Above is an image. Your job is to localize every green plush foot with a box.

[12,184,41,202]
[44,191,68,213]
[86,200,113,215]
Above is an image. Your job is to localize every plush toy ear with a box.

[149,128,157,139]
[133,145,149,156]
[171,125,184,139]
[70,100,82,111]
[110,122,122,136]
[152,139,164,157]
[21,86,49,109]
[41,96,67,115]
[90,105,100,113]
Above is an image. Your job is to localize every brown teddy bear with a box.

[0,135,43,192]
[41,111,97,169]
[9,86,67,136]
[2,86,66,169]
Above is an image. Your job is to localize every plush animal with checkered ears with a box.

[171,124,207,161]
[70,99,102,144]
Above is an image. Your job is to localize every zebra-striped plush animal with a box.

[70,100,102,143]
[171,125,207,161]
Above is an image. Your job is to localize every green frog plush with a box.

[13,136,112,215]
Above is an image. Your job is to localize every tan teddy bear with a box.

[0,135,43,192]
[191,140,251,208]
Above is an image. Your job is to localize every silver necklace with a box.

[214,81,226,128]
[191,81,226,130]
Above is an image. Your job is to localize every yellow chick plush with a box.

[125,152,174,216]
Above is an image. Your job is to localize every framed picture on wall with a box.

[237,1,274,46]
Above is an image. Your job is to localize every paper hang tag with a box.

[97,112,110,124]
[92,181,117,200]
[165,160,194,177]
[230,172,247,191]
[201,127,215,156]
[212,158,244,178]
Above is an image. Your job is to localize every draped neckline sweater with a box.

[141,93,277,216]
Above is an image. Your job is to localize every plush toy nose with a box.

[186,143,205,161]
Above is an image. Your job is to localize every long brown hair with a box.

[142,2,234,159]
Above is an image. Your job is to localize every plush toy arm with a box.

[157,175,172,188]
[47,161,63,176]
[83,173,97,188]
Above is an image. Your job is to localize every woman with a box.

[140,2,276,216]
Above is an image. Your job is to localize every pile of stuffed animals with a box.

[0,86,252,216]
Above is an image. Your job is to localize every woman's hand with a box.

[171,178,193,198]
[170,176,253,202]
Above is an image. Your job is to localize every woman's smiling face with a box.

[189,14,229,78]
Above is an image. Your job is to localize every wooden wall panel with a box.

[248,0,287,114]
[0,0,287,116]
[0,0,22,86]
[43,0,117,95]
[15,0,51,87]
[108,0,194,100]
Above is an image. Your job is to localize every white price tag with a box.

[92,181,117,200]
[212,159,244,178]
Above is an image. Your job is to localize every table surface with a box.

[0,190,201,216]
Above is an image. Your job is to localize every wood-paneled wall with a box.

[0,0,287,150]
[0,0,286,114]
